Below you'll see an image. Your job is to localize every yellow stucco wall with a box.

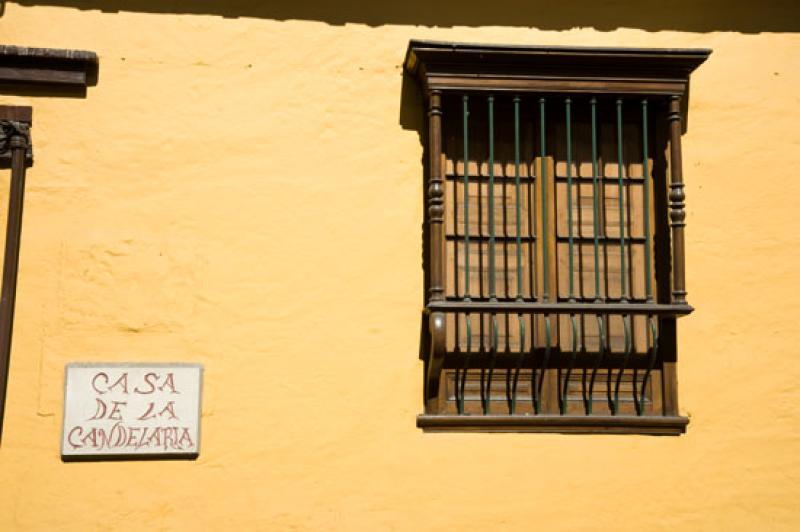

[0,2,799,530]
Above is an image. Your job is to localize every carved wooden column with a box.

[668,96,687,305]
[427,89,445,303]
[425,90,446,413]
[0,107,31,443]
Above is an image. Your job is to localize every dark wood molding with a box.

[417,414,689,435]
[405,40,711,82]
[404,40,710,129]
[0,45,98,92]
[424,76,688,97]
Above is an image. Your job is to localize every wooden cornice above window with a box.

[405,40,710,130]
[404,39,711,88]
[0,45,98,92]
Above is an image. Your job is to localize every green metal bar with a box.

[537,317,551,414]
[485,315,498,414]
[614,315,633,414]
[488,96,496,302]
[561,315,580,415]
[591,98,601,302]
[562,98,579,415]
[540,97,549,301]
[459,315,471,415]
[566,98,575,302]
[638,100,656,417]
[586,315,605,415]
[511,320,525,414]
[485,96,498,415]
[463,96,471,302]
[642,99,653,302]
[515,99,523,301]
[614,98,632,415]
[639,316,658,415]
[616,98,628,302]
[537,97,551,414]
[511,95,526,415]
[458,95,471,415]
[585,97,604,416]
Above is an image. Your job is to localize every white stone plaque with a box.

[61,363,203,459]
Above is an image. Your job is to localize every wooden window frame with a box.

[405,40,709,435]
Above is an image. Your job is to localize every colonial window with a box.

[405,40,709,434]
[0,45,97,443]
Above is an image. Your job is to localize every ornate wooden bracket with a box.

[0,116,32,167]
[424,311,446,414]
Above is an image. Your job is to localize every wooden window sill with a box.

[417,414,689,435]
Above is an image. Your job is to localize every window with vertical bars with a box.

[405,41,710,434]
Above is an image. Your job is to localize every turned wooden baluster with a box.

[425,90,446,413]
[427,89,445,304]
[668,96,687,305]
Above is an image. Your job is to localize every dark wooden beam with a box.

[0,45,98,91]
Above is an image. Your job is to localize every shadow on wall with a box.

[7,0,800,32]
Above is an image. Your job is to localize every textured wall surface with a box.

[0,2,799,530]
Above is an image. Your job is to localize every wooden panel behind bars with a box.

[443,97,657,350]
[441,94,663,415]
